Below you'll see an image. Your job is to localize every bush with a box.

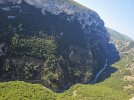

[10,34,57,58]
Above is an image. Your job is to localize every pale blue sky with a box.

[74,0,134,39]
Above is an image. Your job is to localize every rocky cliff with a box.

[0,0,119,91]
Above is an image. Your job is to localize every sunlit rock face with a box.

[0,0,119,91]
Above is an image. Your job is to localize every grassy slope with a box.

[0,81,56,100]
[107,28,134,97]
[0,78,131,100]
[0,81,130,100]
[57,84,130,100]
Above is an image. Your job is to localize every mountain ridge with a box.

[0,0,119,91]
[107,27,133,42]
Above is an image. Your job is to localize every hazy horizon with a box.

[74,0,134,40]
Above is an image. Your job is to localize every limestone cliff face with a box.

[0,0,119,91]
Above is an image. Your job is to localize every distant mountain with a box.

[107,27,133,42]
[0,0,119,91]
[107,28,134,52]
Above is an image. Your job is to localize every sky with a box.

[73,0,134,40]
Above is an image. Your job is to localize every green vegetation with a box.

[10,34,57,58]
[108,27,134,97]
[1,34,60,84]
[0,81,130,100]
[57,84,130,100]
[0,81,56,100]
[3,61,41,79]
[111,54,134,97]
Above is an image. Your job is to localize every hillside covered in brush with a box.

[0,0,119,91]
